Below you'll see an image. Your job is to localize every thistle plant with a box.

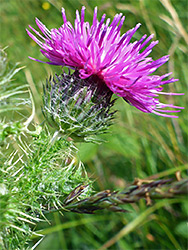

[0,4,187,250]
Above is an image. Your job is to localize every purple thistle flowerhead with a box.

[26,6,184,118]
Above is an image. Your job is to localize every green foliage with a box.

[0,53,91,249]
[0,49,29,114]
[0,0,187,250]
[1,128,91,249]
[0,48,31,148]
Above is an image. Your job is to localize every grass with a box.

[0,0,187,249]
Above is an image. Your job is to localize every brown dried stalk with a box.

[63,178,188,214]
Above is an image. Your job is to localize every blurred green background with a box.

[1,0,187,249]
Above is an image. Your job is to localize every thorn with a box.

[23,90,35,129]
